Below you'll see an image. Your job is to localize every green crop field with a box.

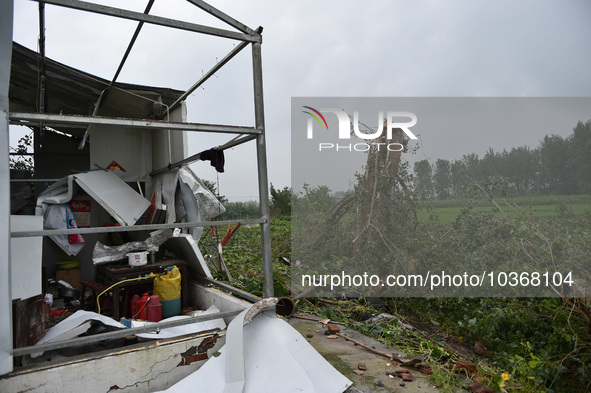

[417,195,591,222]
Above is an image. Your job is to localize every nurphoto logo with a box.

[302,106,418,152]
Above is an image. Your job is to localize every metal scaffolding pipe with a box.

[185,0,257,36]
[33,0,259,42]
[168,39,250,113]
[10,218,265,238]
[149,133,257,176]
[251,41,274,298]
[110,0,155,84]
[0,0,14,375]
[10,112,260,135]
[38,2,46,117]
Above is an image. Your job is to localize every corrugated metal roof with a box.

[9,42,184,138]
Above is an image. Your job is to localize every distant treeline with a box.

[219,200,260,220]
[413,120,591,200]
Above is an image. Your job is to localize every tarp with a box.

[156,302,352,393]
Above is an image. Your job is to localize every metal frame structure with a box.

[1,0,274,375]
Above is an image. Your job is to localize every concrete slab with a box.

[289,316,442,393]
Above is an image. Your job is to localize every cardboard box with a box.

[56,268,81,290]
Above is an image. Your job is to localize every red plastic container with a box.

[147,295,162,322]
[131,294,140,318]
[138,293,150,320]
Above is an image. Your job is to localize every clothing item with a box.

[199,148,225,173]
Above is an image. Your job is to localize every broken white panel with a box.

[36,175,75,207]
[10,215,43,300]
[156,308,352,393]
[132,305,225,339]
[38,170,150,226]
[73,171,150,225]
[33,310,126,357]
[164,234,213,279]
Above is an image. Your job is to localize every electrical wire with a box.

[131,295,151,320]
[96,276,148,315]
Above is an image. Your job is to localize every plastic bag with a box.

[152,265,181,301]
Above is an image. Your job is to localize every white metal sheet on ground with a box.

[10,215,43,300]
[156,309,352,393]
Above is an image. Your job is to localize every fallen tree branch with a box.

[335,333,393,359]
[292,313,346,326]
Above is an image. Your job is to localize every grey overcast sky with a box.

[11,0,591,200]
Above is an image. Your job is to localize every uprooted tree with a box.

[292,118,420,292]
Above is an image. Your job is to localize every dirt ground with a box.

[288,316,448,393]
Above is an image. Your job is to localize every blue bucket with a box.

[161,297,181,318]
